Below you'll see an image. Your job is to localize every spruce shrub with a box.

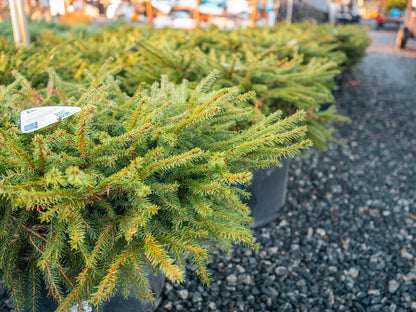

[0,70,311,311]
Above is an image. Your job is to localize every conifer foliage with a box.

[0,70,311,311]
[0,23,370,150]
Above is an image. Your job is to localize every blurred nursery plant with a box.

[0,23,370,150]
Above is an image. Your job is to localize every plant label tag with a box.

[20,106,81,133]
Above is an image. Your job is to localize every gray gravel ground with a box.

[154,26,416,312]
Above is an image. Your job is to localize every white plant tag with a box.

[20,106,81,133]
[221,62,241,70]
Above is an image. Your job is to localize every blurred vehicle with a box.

[375,0,406,29]
[336,4,361,24]
[396,0,416,48]
[375,8,405,28]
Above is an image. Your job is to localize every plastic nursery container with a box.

[245,158,290,228]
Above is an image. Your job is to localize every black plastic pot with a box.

[28,272,165,312]
[245,158,290,228]
[101,272,165,312]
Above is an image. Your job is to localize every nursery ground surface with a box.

[0,23,415,312]
[154,23,416,312]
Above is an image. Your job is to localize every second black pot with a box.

[245,158,291,228]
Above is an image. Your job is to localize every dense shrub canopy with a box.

[0,22,370,150]
[0,70,310,311]
[0,21,370,311]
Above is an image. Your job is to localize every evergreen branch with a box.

[194,257,212,285]
[131,121,153,157]
[43,131,65,145]
[77,213,97,240]
[67,214,88,255]
[28,235,44,256]
[77,220,117,284]
[139,148,204,180]
[156,193,185,222]
[118,198,158,242]
[32,226,71,302]
[0,175,42,190]
[85,155,117,168]
[0,157,19,166]
[120,265,154,303]
[28,264,38,312]
[232,158,282,170]
[135,40,178,69]
[90,242,143,305]
[55,285,81,312]
[0,130,36,172]
[120,84,144,110]
[104,71,125,105]
[55,265,84,311]
[177,108,223,135]
[226,92,255,110]
[0,71,22,101]
[151,220,171,237]
[56,265,74,288]
[227,54,240,78]
[6,93,34,107]
[0,237,12,272]
[244,59,258,81]
[144,233,185,282]
[182,228,210,238]
[176,89,228,136]
[130,256,155,302]
[0,204,12,238]
[56,221,117,311]
[158,236,208,258]
[35,136,45,173]
[224,126,308,158]
[210,211,252,224]
[44,262,63,303]
[89,121,151,159]
[215,111,306,155]
[77,105,95,158]
[16,190,89,209]
[39,201,72,223]
[185,179,225,196]
[12,71,43,105]
[193,216,251,240]
[38,222,64,270]
[127,98,147,131]
[149,183,179,191]
[191,194,213,217]
[12,216,47,242]
[189,71,219,106]
[96,148,163,195]
[243,139,312,159]
[221,171,252,185]
[76,82,104,108]
[57,87,69,106]
[221,194,250,215]
[6,270,23,312]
